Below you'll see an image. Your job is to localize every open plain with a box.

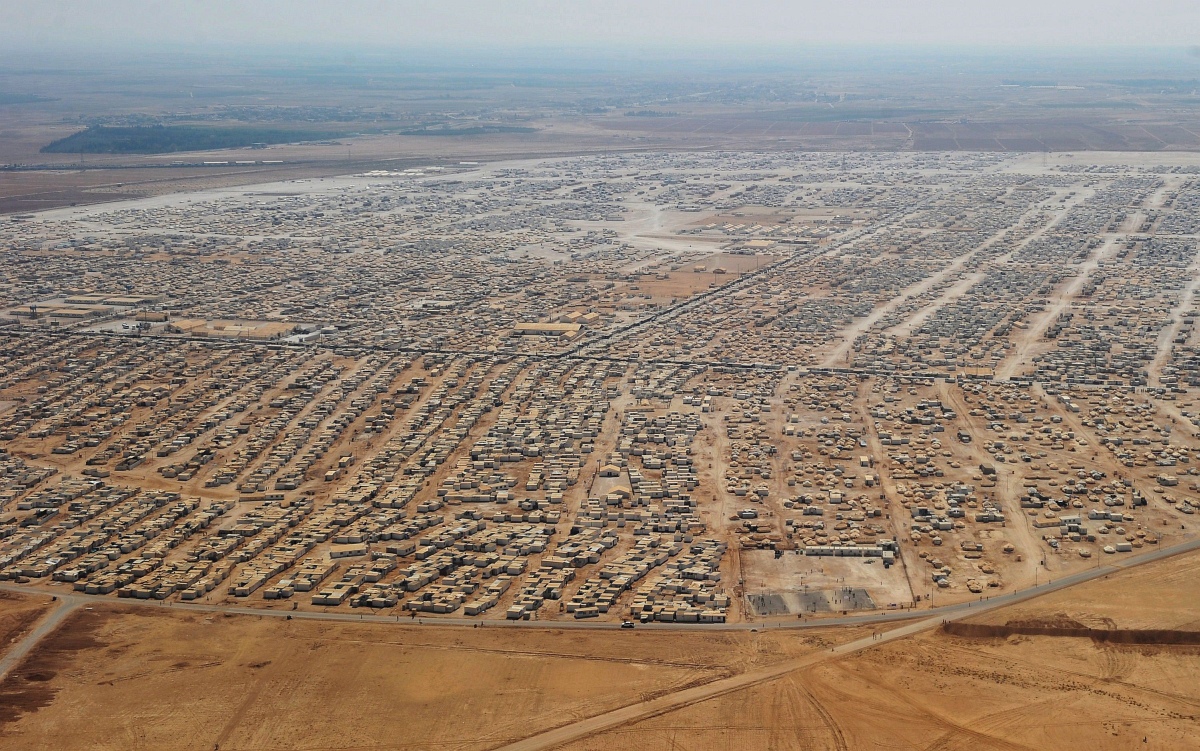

[0,606,867,750]
[0,547,1197,749]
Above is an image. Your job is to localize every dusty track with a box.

[0,598,78,680]
[488,535,1200,751]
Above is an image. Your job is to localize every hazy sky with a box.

[3,0,1199,51]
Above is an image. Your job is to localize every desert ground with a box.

[560,549,1200,751]
[3,49,1200,750]
[0,602,862,750]
[0,549,1197,749]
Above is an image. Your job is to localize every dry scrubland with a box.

[8,53,1200,217]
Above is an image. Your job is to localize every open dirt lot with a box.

[741,549,915,615]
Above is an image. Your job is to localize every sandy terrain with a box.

[0,605,862,750]
[556,554,1200,751]
[0,592,51,661]
[560,633,1199,750]
[962,548,1200,632]
[8,542,1198,750]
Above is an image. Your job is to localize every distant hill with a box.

[0,93,53,105]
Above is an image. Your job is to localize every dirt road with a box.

[489,534,1200,751]
[0,597,79,680]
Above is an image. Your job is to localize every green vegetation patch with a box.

[41,125,350,154]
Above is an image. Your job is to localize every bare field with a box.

[0,606,860,750]
[561,593,1200,751]
[534,530,1200,750]
[590,110,1200,153]
[7,556,1190,751]
[560,634,1200,751]
[0,131,665,216]
[689,252,774,274]
[0,592,50,660]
